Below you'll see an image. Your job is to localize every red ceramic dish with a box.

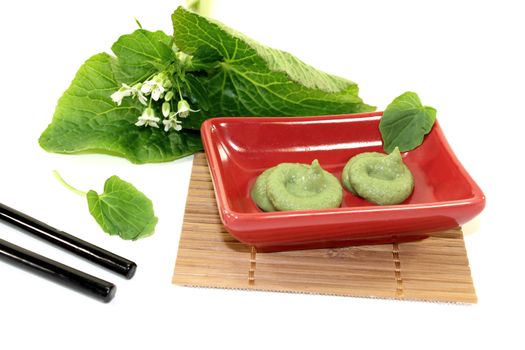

[201,112,485,252]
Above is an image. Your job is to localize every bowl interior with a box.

[205,113,476,214]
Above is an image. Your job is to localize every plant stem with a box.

[134,17,143,29]
[53,170,87,197]
[176,79,184,100]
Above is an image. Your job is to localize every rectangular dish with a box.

[200,112,485,251]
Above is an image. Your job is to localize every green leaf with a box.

[39,29,203,164]
[184,74,210,111]
[172,7,375,129]
[379,91,436,153]
[111,29,173,82]
[86,176,158,240]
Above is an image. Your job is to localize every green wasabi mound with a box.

[342,147,414,205]
[341,152,383,194]
[251,160,343,212]
[250,167,277,212]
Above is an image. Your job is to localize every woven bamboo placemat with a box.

[172,153,477,303]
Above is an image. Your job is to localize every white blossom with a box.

[110,83,148,106]
[135,107,160,128]
[162,112,182,132]
[110,84,133,106]
[131,83,148,105]
[141,80,165,101]
[175,99,199,118]
[140,72,172,102]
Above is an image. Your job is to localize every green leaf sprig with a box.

[53,172,158,240]
[379,91,436,153]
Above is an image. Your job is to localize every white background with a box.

[1,0,524,349]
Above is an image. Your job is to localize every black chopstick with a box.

[0,203,136,279]
[0,238,116,303]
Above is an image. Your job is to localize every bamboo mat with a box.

[172,153,477,303]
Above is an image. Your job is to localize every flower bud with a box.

[164,91,174,102]
[162,102,170,117]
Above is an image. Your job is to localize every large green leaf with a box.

[87,176,158,240]
[39,29,203,164]
[172,7,374,129]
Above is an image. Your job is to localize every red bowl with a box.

[200,112,485,252]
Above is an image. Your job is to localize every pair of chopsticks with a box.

[0,203,136,303]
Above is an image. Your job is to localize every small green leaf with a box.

[111,29,173,82]
[86,176,158,240]
[379,91,436,153]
